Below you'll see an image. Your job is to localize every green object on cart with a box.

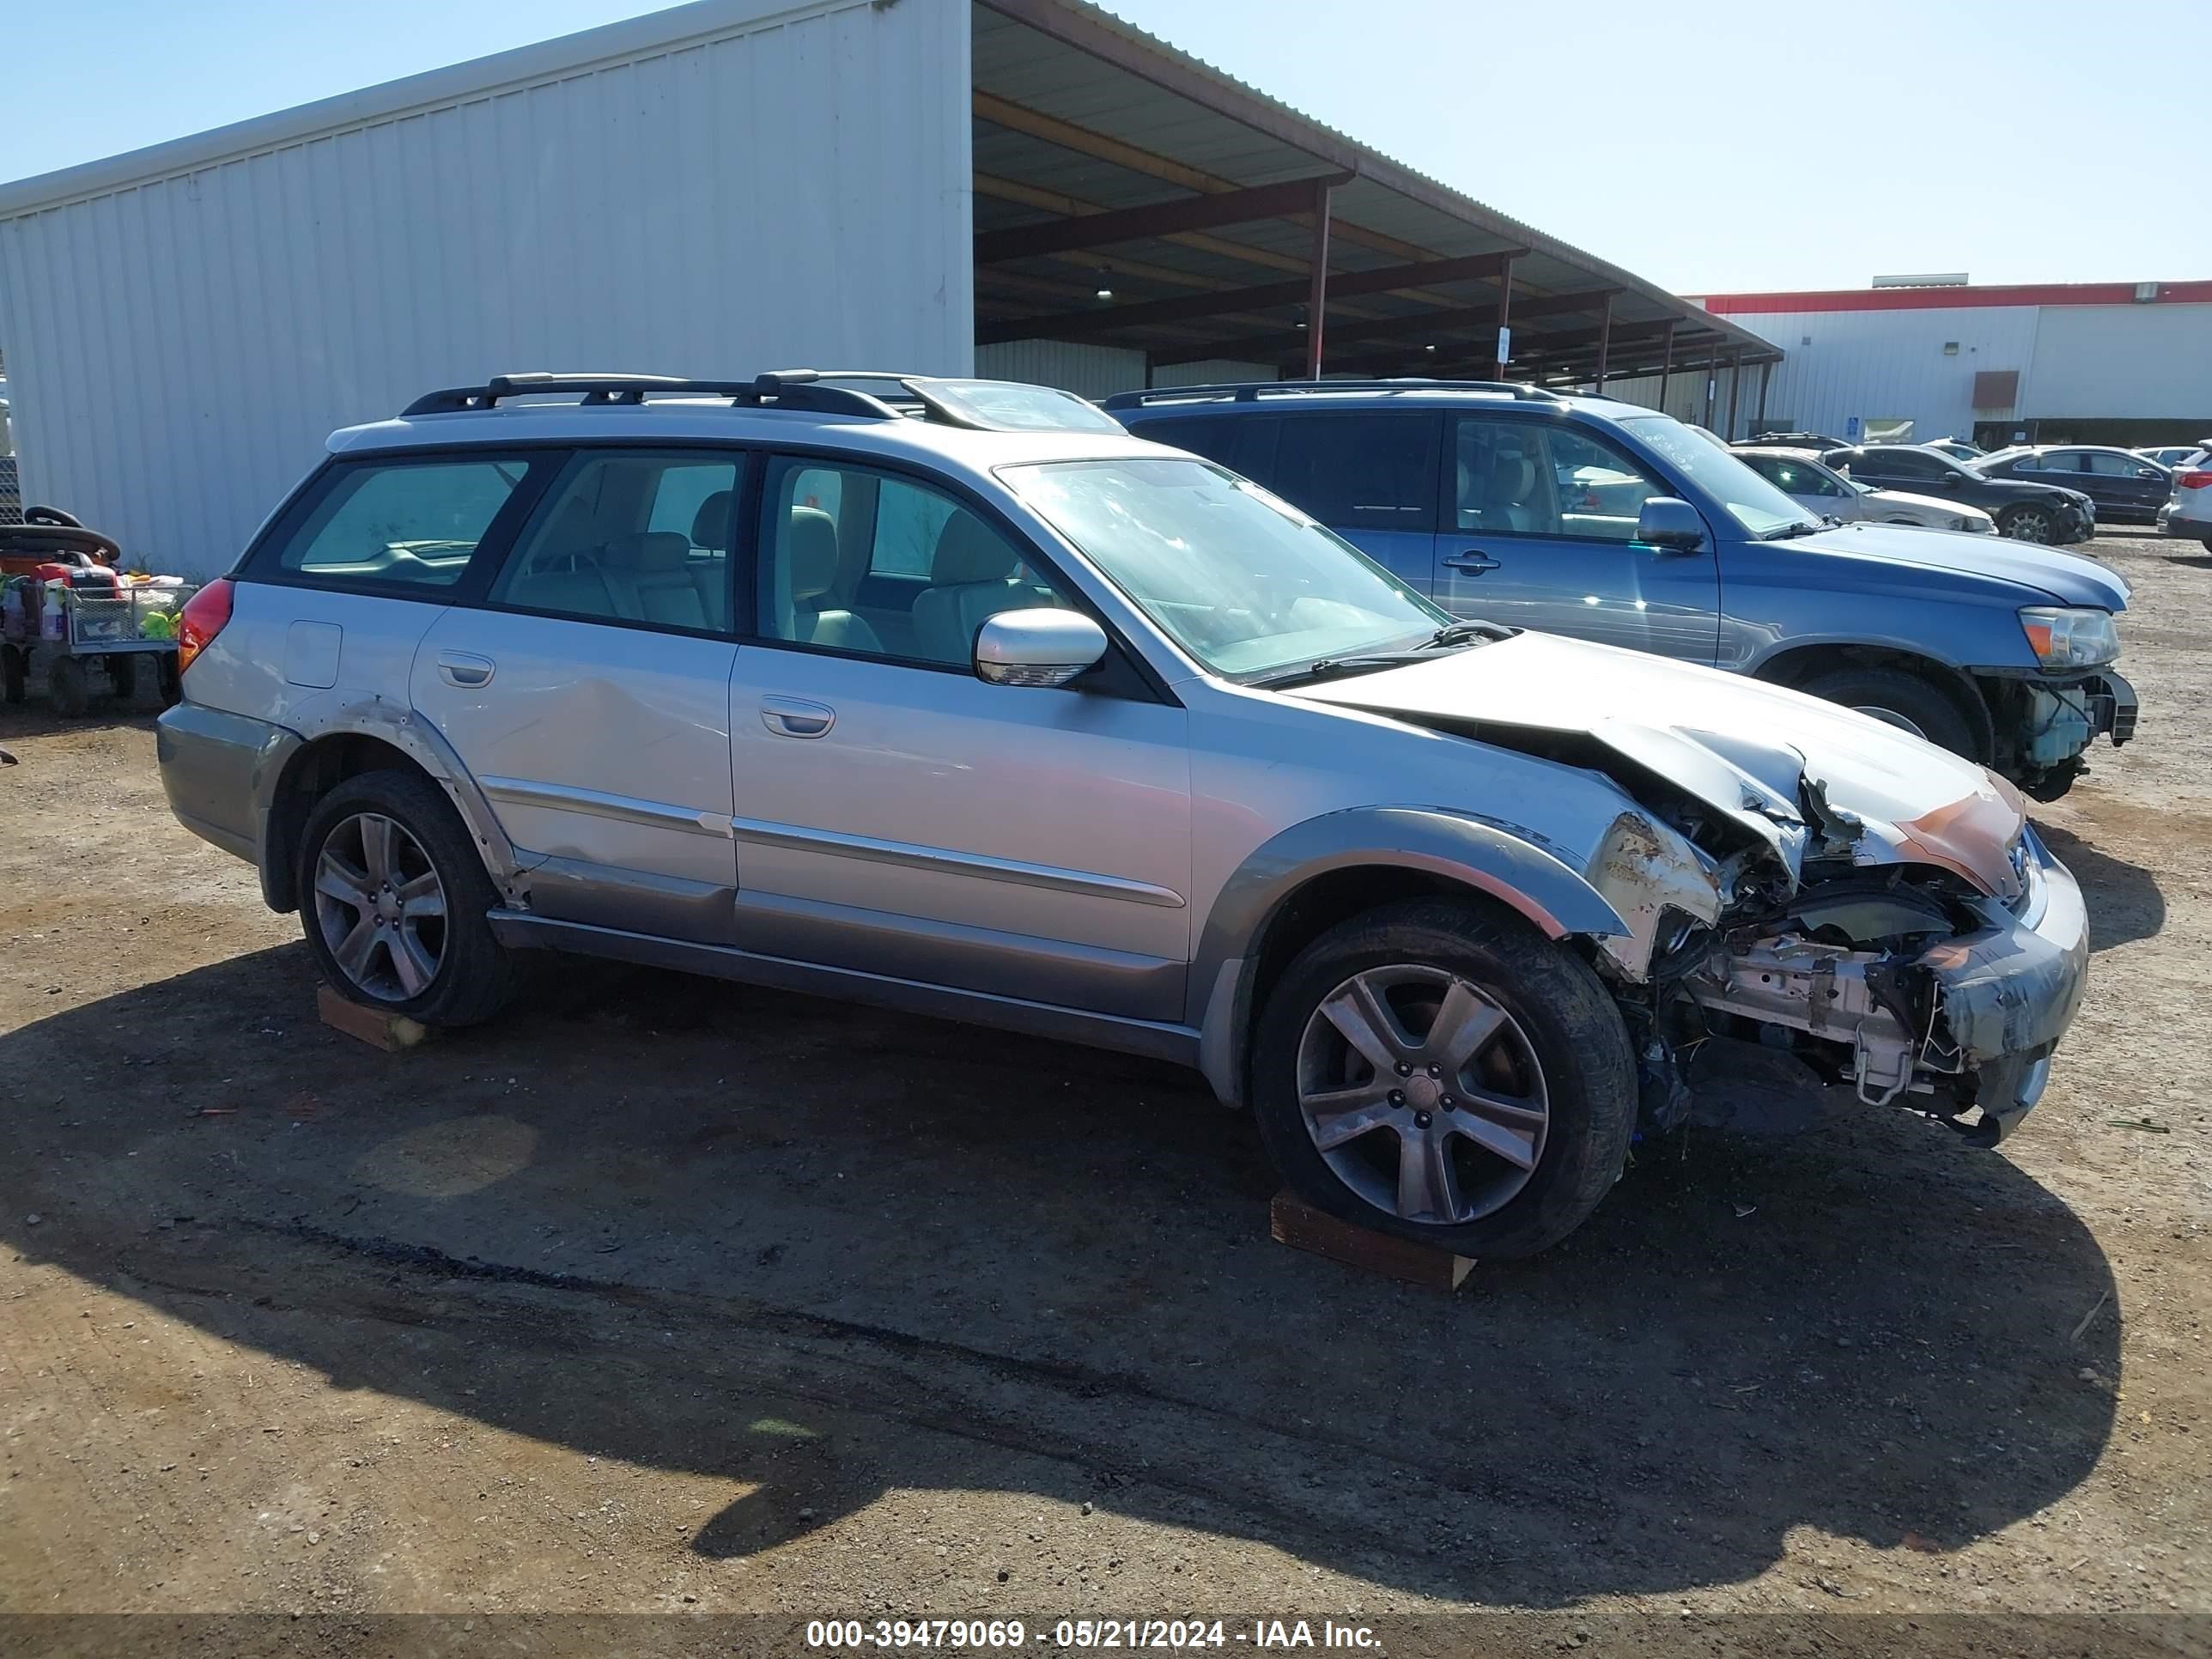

[140,611,176,641]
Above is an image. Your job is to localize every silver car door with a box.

[726,457,1193,1022]
[408,449,743,943]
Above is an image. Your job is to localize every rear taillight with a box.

[2179,469,2212,490]
[175,577,234,676]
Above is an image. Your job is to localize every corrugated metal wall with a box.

[975,339,1146,400]
[2021,304,2212,419]
[1152,359,1276,389]
[0,0,973,577]
[1703,305,2043,442]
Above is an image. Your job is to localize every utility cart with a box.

[2,577,197,714]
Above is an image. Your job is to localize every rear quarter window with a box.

[259,453,544,590]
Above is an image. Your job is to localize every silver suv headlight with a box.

[2018,606,2118,668]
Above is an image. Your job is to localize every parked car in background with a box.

[154,369,2100,1258]
[2158,453,2212,549]
[1822,443,2095,544]
[1924,438,1986,463]
[1742,430,1850,453]
[1733,446,1995,532]
[1974,445,2172,526]
[2136,445,2203,469]
[1109,380,2135,799]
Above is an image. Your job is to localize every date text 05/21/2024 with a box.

[804,1619,1380,1650]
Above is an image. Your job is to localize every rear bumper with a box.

[1916,825,2088,1142]
[155,701,299,873]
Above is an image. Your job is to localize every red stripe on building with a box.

[1694,280,2212,314]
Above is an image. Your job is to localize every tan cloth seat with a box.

[788,507,882,653]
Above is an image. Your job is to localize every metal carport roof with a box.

[970,0,1779,390]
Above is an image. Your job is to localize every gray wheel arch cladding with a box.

[1188,806,1629,1108]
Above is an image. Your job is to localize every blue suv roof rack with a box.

[1100,379,1567,410]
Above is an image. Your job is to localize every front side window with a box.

[273,455,538,587]
[490,452,737,632]
[1004,457,1448,679]
[757,459,1069,667]
[1613,416,1816,538]
[1746,455,1844,497]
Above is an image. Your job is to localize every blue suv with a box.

[1106,381,2137,800]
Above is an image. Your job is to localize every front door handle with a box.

[436,651,495,688]
[760,696,836,738]
[1443,550,1502,574]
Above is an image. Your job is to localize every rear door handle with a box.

[760,696,836,738]
[436,651,495,688]
[1443,551,1502,574]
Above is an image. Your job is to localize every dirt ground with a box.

[3,532,2208,1656]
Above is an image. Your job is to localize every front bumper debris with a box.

[1682,826,2087,1140]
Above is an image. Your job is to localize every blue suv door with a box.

[1433,414,1721,663]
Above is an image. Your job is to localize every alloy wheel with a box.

[1295,964,1550,1224]
[313,811,448,1002]
[2008,507,2054,544]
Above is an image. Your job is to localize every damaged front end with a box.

[1605,762,2088,1146]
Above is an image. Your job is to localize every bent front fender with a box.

[1188,806,1631,1107]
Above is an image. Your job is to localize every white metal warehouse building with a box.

[1684,278,2212,450]
[0,0,1775,578]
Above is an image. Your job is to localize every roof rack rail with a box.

[401,371,902,419]
[1099,379,1566,411]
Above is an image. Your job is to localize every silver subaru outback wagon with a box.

[156,371,2091,1258]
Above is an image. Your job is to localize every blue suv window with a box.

[1271,413,1438,533]
[1451,418,1668,543]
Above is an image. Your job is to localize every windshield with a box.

[1618,414,1818,538]
[1002,457,1450,678]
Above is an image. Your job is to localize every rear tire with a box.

[1,646,24,705]
[48,656,89,717]
[1799,665,1978,757]
[106,653,138,702]
[1250,897,1636,1260]
[295,768,514,1028]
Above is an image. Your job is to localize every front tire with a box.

[1799,665,1978,757]
[295,768,513,1027]
[1997,503,2058,544]
[1250,898,1636,1260]
[48,656,89,717]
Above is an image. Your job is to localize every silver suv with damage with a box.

[157,373,2092,1257]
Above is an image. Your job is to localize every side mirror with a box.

[974,608,1109,688]
[2136,466,2164,480]
[1634,497,1707,552]
[1943,469,1967,483]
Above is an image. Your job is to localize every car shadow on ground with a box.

[1,945,2119,1607]
[2036,823,2164,951]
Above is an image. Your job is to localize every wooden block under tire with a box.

[317,982,434,1053]
[1268,1190,1474,1290]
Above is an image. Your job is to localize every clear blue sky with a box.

[3,0,2203,295]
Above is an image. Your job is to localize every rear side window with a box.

[1271,413,1438,532]
[271,456,537,588]
[490,451,738,634]
[1129,414,1279,483]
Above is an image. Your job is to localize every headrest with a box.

[788,507,839,600]
[932,511,1018,586]
[691,490,732,550]
[602,531,694,572]
[1487,453,1537,501]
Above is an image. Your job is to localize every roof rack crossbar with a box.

[400,372,902,420]
[1099,379,1566,410]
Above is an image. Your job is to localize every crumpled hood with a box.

[1796,521,2130,609]
[1292,630,2028,898]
